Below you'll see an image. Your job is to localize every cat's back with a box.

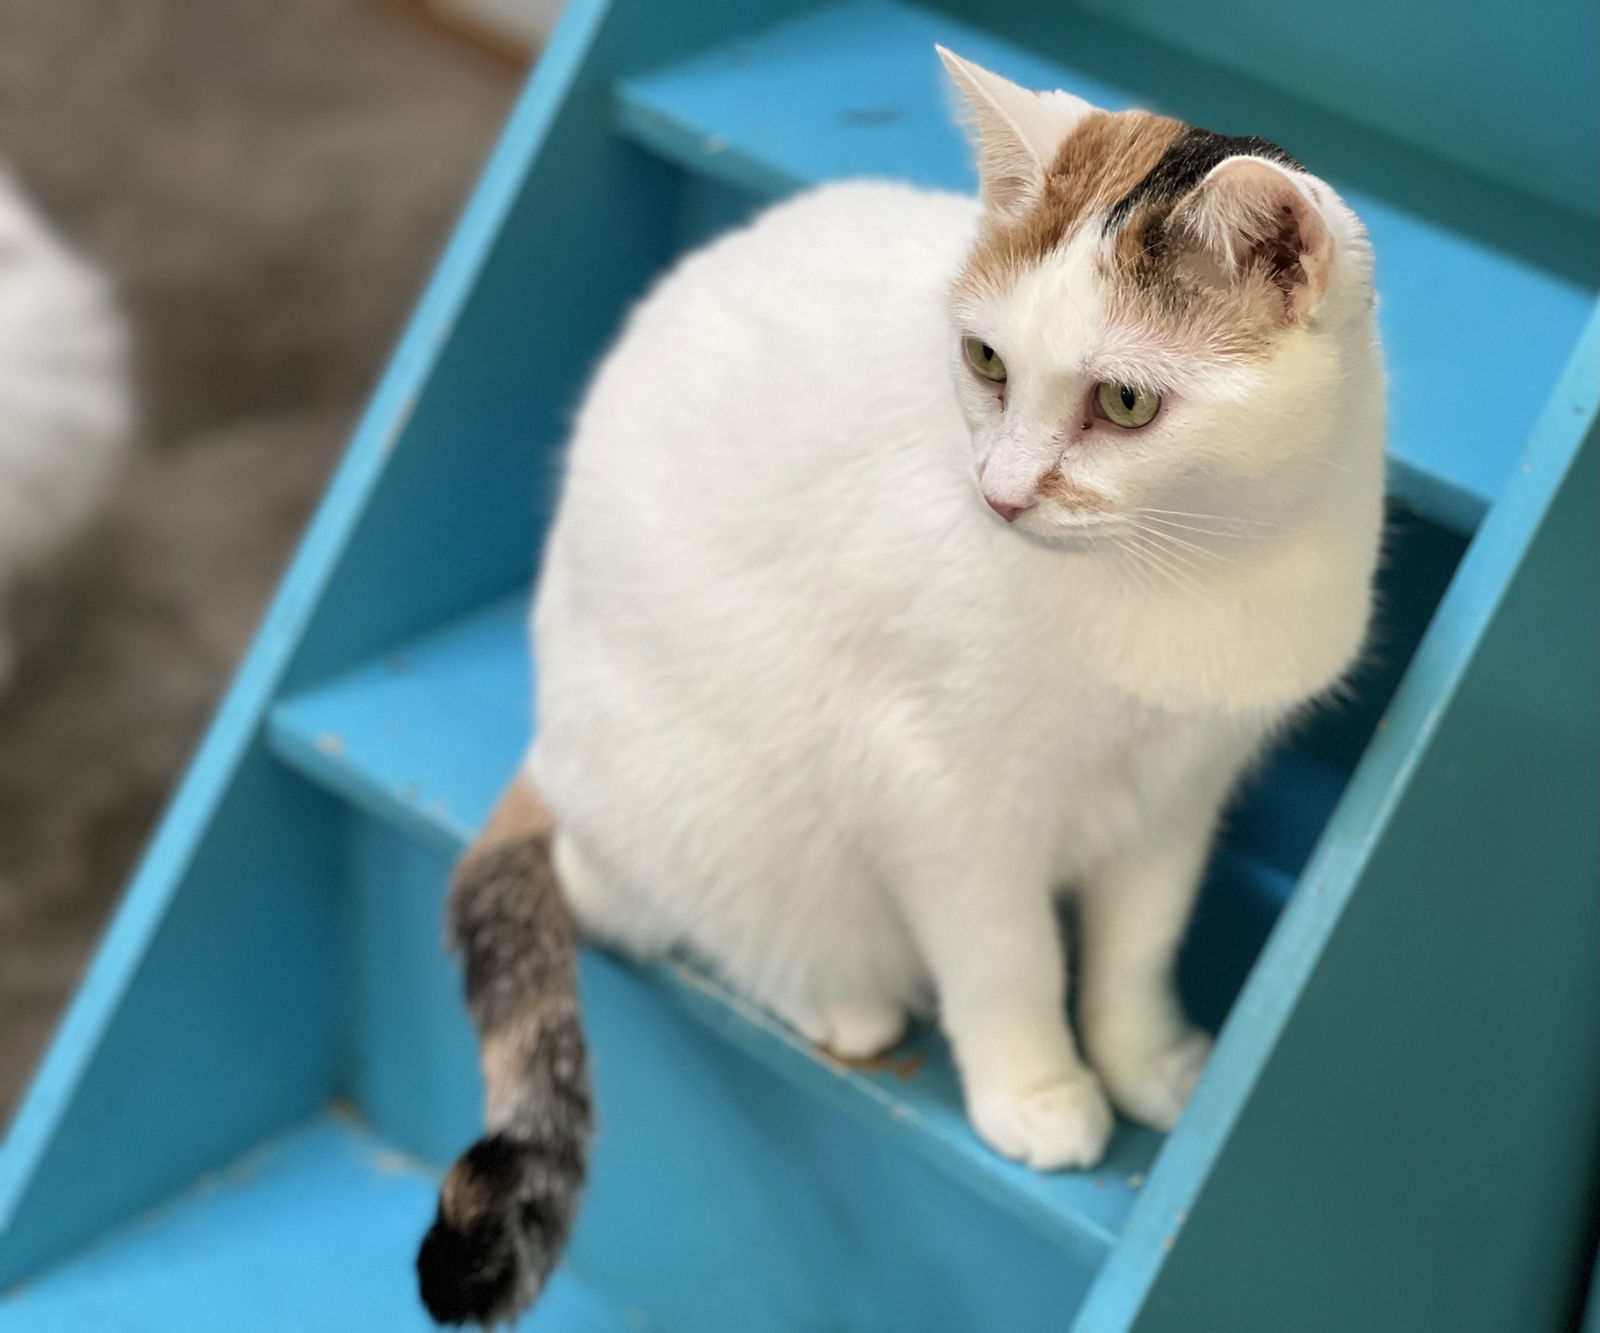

[621,178,980,350]
[560,180,981,504]
[533,180,994,826]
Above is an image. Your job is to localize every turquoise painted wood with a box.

[0,1117,635,1333]
[2,1,1596,1329]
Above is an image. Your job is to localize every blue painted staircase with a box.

[3,3,1597,1330]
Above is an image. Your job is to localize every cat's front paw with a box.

[1093,1027,1213,1133]
[969,1071,1114,1170]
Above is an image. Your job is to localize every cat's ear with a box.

[1169,157,1335,322]
[937,46,1093,218]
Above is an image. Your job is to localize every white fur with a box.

[0,168,131,687]
[527,67,1384,1168]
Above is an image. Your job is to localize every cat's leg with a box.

[551,826,670,959]
[1076,808,1217,1132]
[775,992,908,1061]
[560,820,907,1058]
[896,856,1112,1169]
[731,881,915,1060]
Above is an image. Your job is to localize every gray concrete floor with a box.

[0,0,518,1114]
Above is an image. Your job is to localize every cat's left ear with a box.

[937,46,1094,218]
[1170,157,1335,322]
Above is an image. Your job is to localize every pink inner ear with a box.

[1183,158,1334,317]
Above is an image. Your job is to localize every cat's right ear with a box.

[937,47,1093,218]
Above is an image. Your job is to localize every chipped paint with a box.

[839,106,900,126]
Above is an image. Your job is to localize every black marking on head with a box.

[1103,126,1303,233]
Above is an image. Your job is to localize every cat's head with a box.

[938,49,1376,548]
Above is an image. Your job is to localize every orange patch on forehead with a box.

[955,110,1185,300]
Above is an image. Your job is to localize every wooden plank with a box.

[0,1116,633,1332]
[270,595,532,859]
[0,757,344,1291]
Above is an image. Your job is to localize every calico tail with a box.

[416,775,592,1327]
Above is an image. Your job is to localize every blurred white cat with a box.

[0,167,131,688]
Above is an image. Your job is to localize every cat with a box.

[417,47,1385,1326]
[0,166,131,689]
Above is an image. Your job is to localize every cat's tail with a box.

[416,773,592,1328]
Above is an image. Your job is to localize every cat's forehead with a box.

[973,234,1262,401]
[957,110,1301,291]
[954,110,1305,374]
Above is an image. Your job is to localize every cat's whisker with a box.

[1136,545,1206,601]
[1121,551,1165,601]
[1107,528,1153,588]
[1130,506,1278,528]
[1125,531,1209,600]
[1123,520,1242,587]
[1130,506,1284,535]
[1126,519,1235,571]
[1304,455,1358,477]
[1111,538,1160,599]
[1127,529,1213,584]
[1129,511,1284,542]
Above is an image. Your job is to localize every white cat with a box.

[419,50,1384,1326]
[0,167,131,688]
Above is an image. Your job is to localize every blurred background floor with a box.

[0,0,521,1114]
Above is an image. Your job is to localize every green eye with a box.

[1095,381,1161,428]
[963,337,1007,383]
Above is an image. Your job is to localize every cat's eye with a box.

[1095,381,1161,429]
[963,337,1007,383]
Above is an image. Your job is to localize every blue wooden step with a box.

[612,0,1597,534]
[0,1114,634,1332]
[267,594,1168,1267]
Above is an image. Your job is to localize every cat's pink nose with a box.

[986,496,1034,523]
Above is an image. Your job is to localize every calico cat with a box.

[0,167,131,689]
[418,48,1385,1326]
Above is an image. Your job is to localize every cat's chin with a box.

[1009,514,1124,554]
